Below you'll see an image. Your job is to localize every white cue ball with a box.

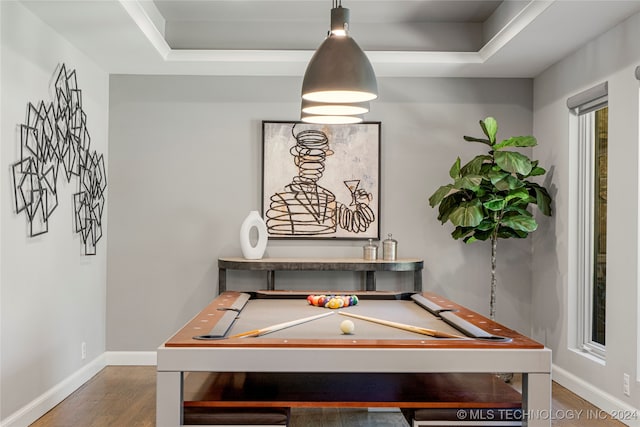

[340,319,355,334]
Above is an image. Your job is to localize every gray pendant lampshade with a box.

[301,2,378,104]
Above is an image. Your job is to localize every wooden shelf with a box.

[183,372,522,409]
[217,257,424,292]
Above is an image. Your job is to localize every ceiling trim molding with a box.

[479,0,554,61]
[165,49,313,63]
[118,0,170,59]
[121,0,552,75]
[367,51,482,64]
[164,49,482,66]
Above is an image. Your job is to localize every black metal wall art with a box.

[11,64,107,255]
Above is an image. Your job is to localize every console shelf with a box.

[217,257,424,292]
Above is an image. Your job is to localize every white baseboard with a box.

[552,364,640,427]
[104,350,157,366]
[0,354,106,427]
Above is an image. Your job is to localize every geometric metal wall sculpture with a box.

[11,64,107,255]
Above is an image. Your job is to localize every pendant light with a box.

[301,0,377,123]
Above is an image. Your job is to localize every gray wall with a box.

[1,1,109,421]
[533,11,640,411]
[107,75,533,351]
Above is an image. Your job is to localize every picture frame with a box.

[262,121,381,240]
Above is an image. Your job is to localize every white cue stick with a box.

[338,311,464,339]
[228,311,335,338]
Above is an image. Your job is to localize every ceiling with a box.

[155,1,502,51]
[19,0,640,78]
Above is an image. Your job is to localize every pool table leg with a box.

[413,270,422,292]
[267,270,275,290]
[157,371,183,427]
[522,372,552,427]
[365,271,376,290]
[218,268,227,294]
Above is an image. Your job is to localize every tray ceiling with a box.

[18,0,640,77]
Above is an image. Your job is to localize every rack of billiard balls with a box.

[306,294,359,309]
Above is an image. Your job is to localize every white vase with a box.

[239,210,268,259]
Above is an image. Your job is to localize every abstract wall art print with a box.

[262,121,380,240]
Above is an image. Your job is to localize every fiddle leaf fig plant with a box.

[428,117,552,320]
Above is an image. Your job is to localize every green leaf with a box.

[501,215,538,232]
[488,170,509,185]
[449,200,484,227]
[429,184,455,208]
[503,205,533,216]
[479,163,494,176]
[460,155,491,176]
[497,227,529,239]
[476,219,497,231]
[505,193,535,208]
[438,193,464,224]
[493,136,537,151]
[483,196,506,211]
[480,117,498,144]
[508,198,534,209]
[466,229,493,242]
[463,136,492,146]
[494,175,525,191]
[451,227,474,240]
[449,157,461,179]
[494,151,533,175]
[532,184,552,216]
[505,188,530,203]
[454,175,483,192]
[528,166,546,177]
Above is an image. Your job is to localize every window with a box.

[569,82,608,358]
[591,106,608,347]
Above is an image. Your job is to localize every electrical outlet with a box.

[81,342,87,360]
[623,373,630,397]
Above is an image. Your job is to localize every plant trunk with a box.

[490,234,497,320]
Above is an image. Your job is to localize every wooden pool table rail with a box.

[164,291,543,349]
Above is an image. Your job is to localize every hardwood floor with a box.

[31,367,156,427]
[30,366,626,427]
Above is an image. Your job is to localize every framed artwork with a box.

[262,121,381,240]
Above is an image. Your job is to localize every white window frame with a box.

[569,82,608,360]
[576,110,606,359]
[636,69,640,383]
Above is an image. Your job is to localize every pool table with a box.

[156,291,551,426]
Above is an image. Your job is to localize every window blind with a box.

[567,82,608,115]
